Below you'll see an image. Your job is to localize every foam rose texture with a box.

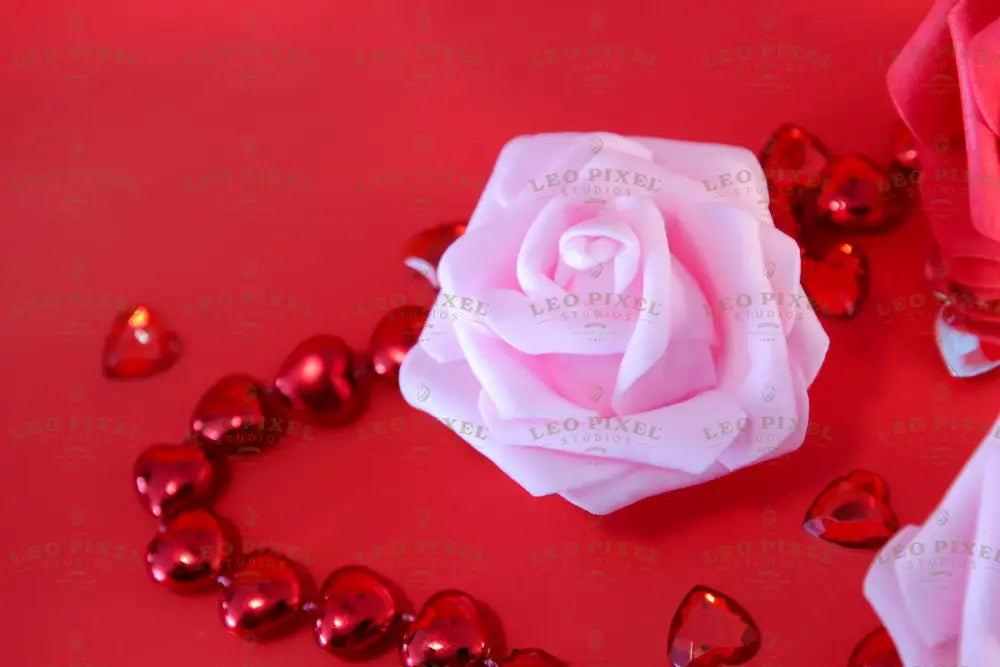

[865,415,1000,667]
[399,132,830,515]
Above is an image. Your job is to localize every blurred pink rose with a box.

[888,0,1000,366]
[399,132,829,515]
[865,415,1000,666]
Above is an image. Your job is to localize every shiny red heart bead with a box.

[761,124,830,196]
[890,122,919,171]
[403,222,467,288]
[273,335,367,427]
[190,374,273,453]
[133,443,217,518]
[801,242,870,318]
[312,565,400,658]
[145,508,226,592]
[400,590,491,667]
[102,305,181,378]
[667,586,761,667]
[368,305,429,381]
[815,154,903,231]
[505,648,567,666]
[219,551,308,640]
[848,627,903,667]
[803,470,900,549]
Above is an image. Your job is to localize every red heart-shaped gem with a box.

[134,443,217,518]
[667,586,761,667]
[102,305,181,378]
[368,305,429,381]
[190,374,274,453]
[273,335,367,427]
[848,626,903,667]
[402,222,467,288]
[801,242,870,318]
[815,154,903,231]
[803,470,900,549]
[761,125,830,243]
[400,590,491,667]
[505,648,567,666]
[145,508,226,592]
[219,551,308,640]
[312,565,400,658]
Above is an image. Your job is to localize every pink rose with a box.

[399,132,829,514]
[888,0,1000,370]
[865,415,1000,666]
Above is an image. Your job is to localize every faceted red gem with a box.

[803,470,900,549]
[816,154,904,231]
[273,335,367,427]
[761,124,830,192]
[190,374,274,453]
[890,122,920,171]
[801,242,871,318]
[667,586,761,667]
[403,222,467,288]
[400,590,491,667]
[133,443,217,518]
[145,508,226,592]
[312,566,399,658]
[368,305,429,381]
[219,551,307,640]
[848,627,903,667]
[505,648,568,666]
[102,305,181,378]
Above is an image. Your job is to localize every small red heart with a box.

[815,154,905,231]
[667,586,761,667]
[190,374,275,452]
[399,590,491,667]
[219,551,307,639]
[801,242,870,318]
[102,305,181,378]
[803,470,900,549]
[133,443,217,518]
[402,221,467,288]
[312,565,400,658]
[848,626,902,667]
[145,508,226,592]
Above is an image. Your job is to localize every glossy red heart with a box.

[815,154,904,231]
[368,305,429,381]
[219,551,307,640]
[847,626,903,667]
[801,242,870,318]
[133,443,217,517]
[399,590,491,667]
[667,586,761,667]
[102,305,181,378]
[273,335,367,427]
[803,470,900,549]
[402,222,467,288]
[311,565,400,658]
[190,374,274,452]
[145,508,226,592]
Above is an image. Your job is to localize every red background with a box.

[3,1,998,665]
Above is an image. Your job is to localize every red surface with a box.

[3,1,998,665]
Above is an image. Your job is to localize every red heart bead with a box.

[219,551,307,640]
[505,648,567,666]
[273,335,367,427]
[848,627,902,667]
[803,470,900,549]
[102,305,181,378]
[190,374,274,453]
[133,443,217,518]
[890,123,920,171]
[368,305,429,381]
[667,586,761,667]
[801,242,870,318]
[403,222,467,288]
[400,590,491,667]
[145,508,226,592]
[761,124,830,195]
[815,154,903,231]
[312,565,400,658]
